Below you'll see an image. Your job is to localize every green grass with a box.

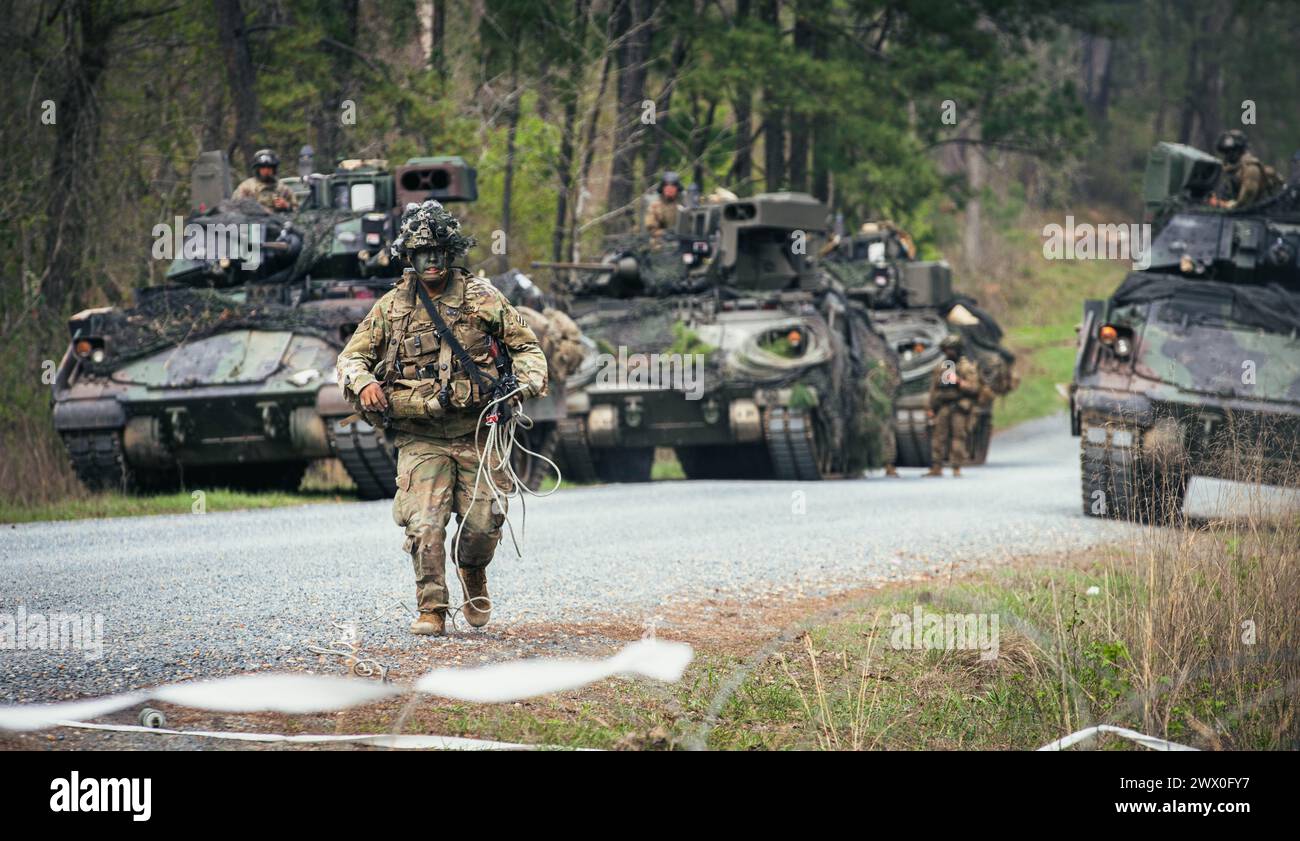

[987,220,1123,430]
[0,488,351,524]
[707,522,1299,750]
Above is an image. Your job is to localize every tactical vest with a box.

[379,271,503,421]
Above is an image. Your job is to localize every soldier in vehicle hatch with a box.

[233,149,298,212]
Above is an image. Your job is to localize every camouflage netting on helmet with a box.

[393,200,476,259]
[81,287,356,376]
[1113,273,1300,335]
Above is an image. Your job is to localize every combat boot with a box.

[951,466,962,478]
[923,465,944,477]
[884,465,900,478]
[410,610,446,635]
[460,567,491,628]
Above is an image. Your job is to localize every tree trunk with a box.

[40,0,114,314]
[213,0,261,166]
[571,45,612,258]
[786,13,813,192]
[728,0,753,189]
[606,0,654,230]
[761,0,785,190]
[501,61,521,272]
[1080,34,1114,120]
[962,125,985,268]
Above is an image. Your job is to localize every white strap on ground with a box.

[0,639,692,732]
[53,719,557,751]
[1038,724,1197,751]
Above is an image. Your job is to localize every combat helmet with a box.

[1216,130,1248,162]
[391,200,476,263]
[658,171,682,195]
[251,148,280,173]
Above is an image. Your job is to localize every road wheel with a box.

[894,413,929,468]
[593,447,654,483]
[1080,427,1186,524]
[62,429,180,494]
[765,407,833,480]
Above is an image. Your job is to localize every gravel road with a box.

[1,413,1143,703]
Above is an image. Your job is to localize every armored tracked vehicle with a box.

[822,223,1016,466]
[1071,142,1300,522]
[535,192,899,482]
[51,155,483,496]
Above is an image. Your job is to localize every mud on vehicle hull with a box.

[1075,383,1300,521]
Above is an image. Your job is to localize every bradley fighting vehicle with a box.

[822,222,1016,466]
[534,191,899,482]
[52,153,551,497]
[1071,141,1300,521]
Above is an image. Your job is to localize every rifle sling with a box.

[412,277,501,400]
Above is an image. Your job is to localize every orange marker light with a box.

[787,330,802,346]
[75,340,93,357]
[1098,325,1118,345]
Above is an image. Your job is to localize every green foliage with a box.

[664,322,716,357]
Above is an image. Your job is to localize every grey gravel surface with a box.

[1,413,1141,703]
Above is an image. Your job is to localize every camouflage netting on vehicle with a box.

[195,197,280,228]
[575,297,737,387]
[1112,273,1300,335]
[81,287,356,376]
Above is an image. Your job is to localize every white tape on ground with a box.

[415,638,694,702]
[54,720,560,751]
[0,639,693,732]
[1037,724,1197,751]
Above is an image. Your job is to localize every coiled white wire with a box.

[442,385,563,629]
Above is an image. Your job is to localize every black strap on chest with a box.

[413,277,501,398]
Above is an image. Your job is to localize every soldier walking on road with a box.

[925,333,982,478]
[336,201,548,635]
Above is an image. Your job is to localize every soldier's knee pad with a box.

[454,528,501,569]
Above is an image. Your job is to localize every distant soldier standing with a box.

[1214,130,1279,209]
[644,171,683,241]
[233,148,298,212]
[336,201,548,635]
[925,334,982,478]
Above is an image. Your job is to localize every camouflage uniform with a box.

[645,198,680,240]
[928,354,982,469]
[233,176,299,212]
[336,267,547,619]
[1222,153,1266,208]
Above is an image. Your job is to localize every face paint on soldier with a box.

[411,248,451,282]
